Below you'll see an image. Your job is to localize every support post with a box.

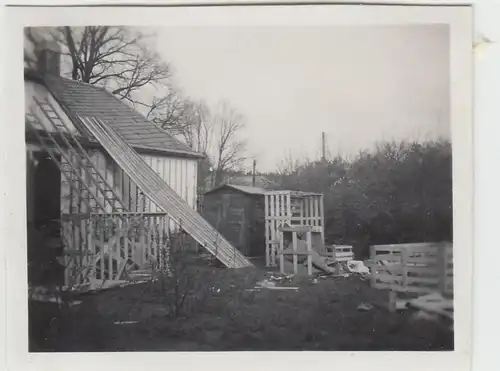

[279,229,285,274]
[292,231,298,274]
[306,230,312,276]
[252,159,256,187]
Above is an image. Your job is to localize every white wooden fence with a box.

[370,242,453,297]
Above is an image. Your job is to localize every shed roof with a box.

[25,69,203,159]
[204,184,267,196]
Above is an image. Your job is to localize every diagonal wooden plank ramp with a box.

[78,115,253,269]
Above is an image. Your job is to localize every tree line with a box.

[265,139,453,258]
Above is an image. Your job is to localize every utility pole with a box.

[252,159,257,187]
[321,132,326,161]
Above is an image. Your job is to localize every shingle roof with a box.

[204,184,268,196]
[42,75,203,158]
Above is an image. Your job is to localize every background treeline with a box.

[265,139,453,259]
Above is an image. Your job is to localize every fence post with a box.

[439,243,447,295]
[370,245,376,288]
[401,247,408,292]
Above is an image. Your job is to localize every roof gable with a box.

[40,75,202,158]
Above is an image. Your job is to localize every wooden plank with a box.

[280,194,286,223]
[406,266,440,276]
[88,219,95,280]
[406,277,441,285]
[99,217,105,281]
[374,265,405,275]
[292,231,298,274]
[279,225,314,233]
[299,197,304,224]
[374,283,432,294]
[334,246,353,253]
[279,228,284,274]
[314,196,319,227]
[401,247,408,291]
[406,256,438,265]
[375,273,404,284]
[308,196,314,227]
[270,195,276,266]
[287,193,292,227]
[319,195,325,245]
[306,230,312,275]
[373,255,402,262]
[108,220,114,281]
[265,194,269,266]
[140,217,146,267]
[334,252,354,259]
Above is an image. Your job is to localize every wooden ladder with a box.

[32,97,127,214]
[26,98,139,284]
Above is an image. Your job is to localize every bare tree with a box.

[26,26,171,109]
[147,95,247,188]
[148,93,212,154]
[210,100,247,186]
[147,89,189,131]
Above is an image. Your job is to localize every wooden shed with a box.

[202,184,266,257]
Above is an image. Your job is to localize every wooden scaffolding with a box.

[26,96,252,291]
[264,190,325,267]
[26,98,174,290]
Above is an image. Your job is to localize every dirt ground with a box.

[29,257,453,352]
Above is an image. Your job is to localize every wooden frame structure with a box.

[264,190,324,267]
[26,97,251,292]
[278,225,313,275]
[26,98,174,290]
[370,242,453,311]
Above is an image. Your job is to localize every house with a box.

[25,36,251,290]
[202,184,266,257]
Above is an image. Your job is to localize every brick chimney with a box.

[35,39,61,76]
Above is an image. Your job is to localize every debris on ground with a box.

[312,278,319,284]
[395,300,408,311]
[357,303,375,312]
[113,321,139,325]
[408,292,453,320]
[412,310,440,322]
[256,279,276,288]
[267,274,294,282]
[346,260,370,275]
[255,279,299,291]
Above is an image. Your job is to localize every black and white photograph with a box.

[2,2,475,369]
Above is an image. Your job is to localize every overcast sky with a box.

[153,25,449,172]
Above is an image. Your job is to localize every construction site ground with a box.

[29,255,453,352]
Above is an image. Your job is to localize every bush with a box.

[154,230,218,318]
